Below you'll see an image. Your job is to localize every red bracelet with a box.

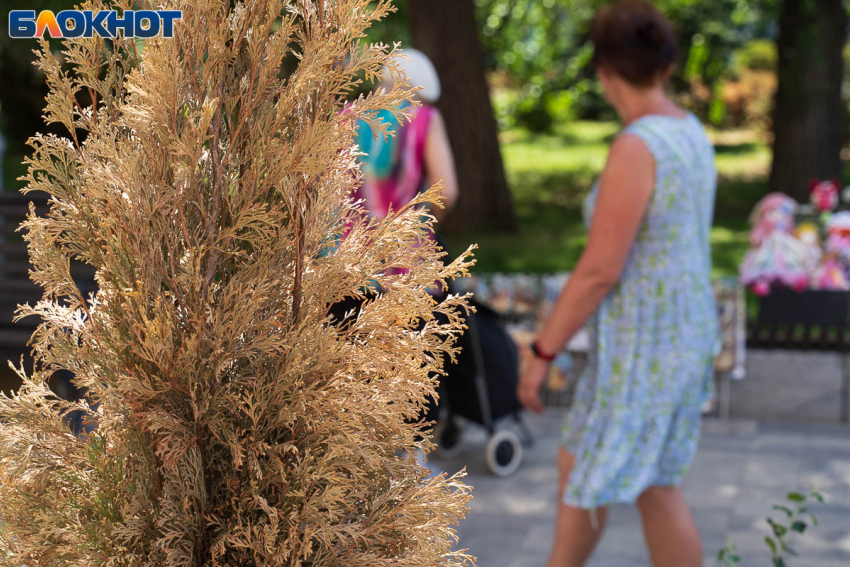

[531,341,557,362]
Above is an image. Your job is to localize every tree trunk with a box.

[408,0,516,233]
[769,0,848,202]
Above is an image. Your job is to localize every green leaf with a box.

[772,505,794,518]
[717,546,739,567]
[765,536,778,555]
[787,492,806,503]
[791,521,807,533]
[718,543,741,566]
[811,491,825,503]
[774,558,787,567]
[767,518,788,537]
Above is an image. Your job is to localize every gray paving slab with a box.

[429,409,850,567]
[732,350,846,422]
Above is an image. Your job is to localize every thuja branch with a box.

[0,2,474,566]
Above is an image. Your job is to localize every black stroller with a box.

[435,298,533,476]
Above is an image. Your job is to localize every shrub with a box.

[0,1,474,565]
[718,489,826,567]
[737,39,778,73]
[720,69,777,131]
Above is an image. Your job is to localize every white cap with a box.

[382,48,442,104]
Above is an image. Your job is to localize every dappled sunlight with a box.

[712,226,751,244]
[503,494,551,515]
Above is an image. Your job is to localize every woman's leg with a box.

[636,485,702,567]
[547,448,608,567]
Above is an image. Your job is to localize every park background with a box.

[1,4,850,565]
[1,0,848,279]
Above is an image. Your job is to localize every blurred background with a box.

[2,5,850,564]
[1,0,848,278]
[361,0,846,278]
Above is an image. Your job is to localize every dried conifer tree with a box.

[0,1,475,565]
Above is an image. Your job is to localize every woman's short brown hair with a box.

[590,1,677,87]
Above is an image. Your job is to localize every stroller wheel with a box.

[485,429,523,477]
[435,419,464,459]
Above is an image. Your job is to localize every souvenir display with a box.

[740,193,810,295]
[713,278,747,380]
[456,273,744,384]
[740,183,850,294]
[485,274,516,314]
[810,179,840,213]
[747,192,797,246]
[513,274,542,315]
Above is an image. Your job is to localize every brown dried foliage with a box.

[0,1,475,565]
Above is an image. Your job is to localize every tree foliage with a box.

[476,0,600,131]
[0,0,475,565]
[475,0,778,131]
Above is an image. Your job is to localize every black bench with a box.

[748,288,850,351]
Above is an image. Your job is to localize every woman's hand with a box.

[518,357,550,414]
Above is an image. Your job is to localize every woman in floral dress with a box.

[517,3,718,567]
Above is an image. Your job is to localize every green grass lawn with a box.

[448,121,772,277]
[3,120,769,278]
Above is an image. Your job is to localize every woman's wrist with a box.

[531,340,558,363]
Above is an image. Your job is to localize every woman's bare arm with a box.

[536,134,655,353]
[518,133,656,413]
[423,110,459,220]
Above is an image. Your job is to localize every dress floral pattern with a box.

[561,114,719,509]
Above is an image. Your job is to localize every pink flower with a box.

[751,280,771,296]
[810,179,840,212]
[792,276,808,292]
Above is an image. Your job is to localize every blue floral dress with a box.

[561,114,719,509]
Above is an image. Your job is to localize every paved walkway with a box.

[429,410,850,567]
